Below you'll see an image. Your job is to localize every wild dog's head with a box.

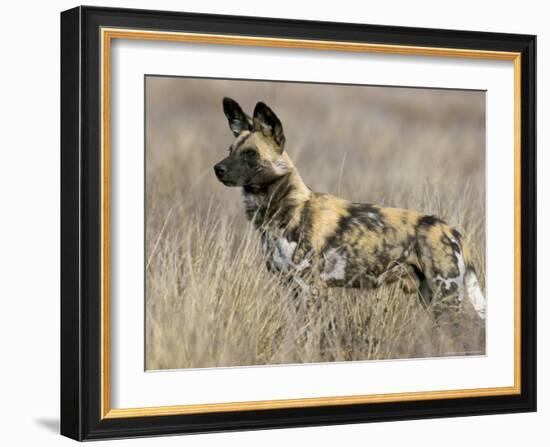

[214,97,289,189]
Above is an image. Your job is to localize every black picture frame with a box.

[61,5,536,441]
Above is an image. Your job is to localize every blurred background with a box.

[145,76,485,370]
[146,77,485,207]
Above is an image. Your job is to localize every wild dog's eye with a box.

[242,149,257,160]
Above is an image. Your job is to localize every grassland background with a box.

[145,76,486,370]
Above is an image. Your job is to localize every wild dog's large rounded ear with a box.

[223,97,252,136]
[253,102,285,153]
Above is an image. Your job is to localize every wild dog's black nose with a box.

[214,164,226,178]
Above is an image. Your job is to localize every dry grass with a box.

[145,77,486,370]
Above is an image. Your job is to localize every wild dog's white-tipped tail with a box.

[465,270,486,320]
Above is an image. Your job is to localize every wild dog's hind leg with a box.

[415,219,485,320]
[415,227,467,332]
[415,220,486,353]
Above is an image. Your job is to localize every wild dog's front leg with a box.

[263,235,330,351]
[263,234,316,299]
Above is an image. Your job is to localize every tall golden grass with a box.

[145,77,486,370]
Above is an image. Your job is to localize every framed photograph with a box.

[60,6,536,441]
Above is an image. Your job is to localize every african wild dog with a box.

[214,97,486,321]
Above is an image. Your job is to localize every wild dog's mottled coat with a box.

[214,97,486,320]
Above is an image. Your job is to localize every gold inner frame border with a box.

[99,27,522,419]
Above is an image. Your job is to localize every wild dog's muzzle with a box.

[213,163,227,179]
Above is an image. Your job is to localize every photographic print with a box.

[145,77,486,370]
[61,8,536,439]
